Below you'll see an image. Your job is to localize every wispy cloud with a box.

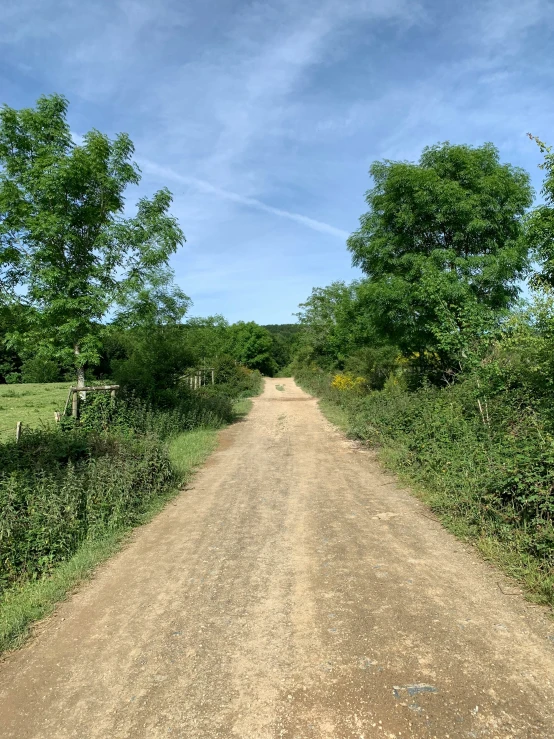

[2,0,553,322]
[140,159,349,239]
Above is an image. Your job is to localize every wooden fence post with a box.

[72,389,79,419]
[15,421,22,442]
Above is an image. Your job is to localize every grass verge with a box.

[318,398,350,432]
[378,443,554,609]
[233,398,253,418]
[0,411,246,654]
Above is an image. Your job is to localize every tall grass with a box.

[0,425,226,652]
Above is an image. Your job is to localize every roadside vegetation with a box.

[0,96,275,651]
[294,139,554,607]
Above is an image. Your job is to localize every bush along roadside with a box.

[295,366,554,608]
[0,376,259,652]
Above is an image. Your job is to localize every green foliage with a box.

[0,428,173,593]
[195,355,263,399]
[0,303,31,383]
[0,364,255,596]
[295,282,363,369]
[113,265,191,329]
[527,135,554,288]
[263,324,301,371]
[292,137,554,604]
[78,389,234,438]
[342,345,402,391]
[0,94,184,383]
[180,315,230,363]
[295,357,554,604]
[110,325,193,401]
[348,142,533,367]
[20,356,61,383]
[224,321,277,375]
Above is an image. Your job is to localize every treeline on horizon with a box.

[0,314,300,390]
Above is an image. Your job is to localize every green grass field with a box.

[0,382,71,440]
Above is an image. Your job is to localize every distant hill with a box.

[262,324,301,337]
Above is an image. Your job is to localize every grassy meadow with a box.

[0,382,70,439]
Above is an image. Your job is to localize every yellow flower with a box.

[331,373,366,391]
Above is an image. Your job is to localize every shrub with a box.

[330,373,366,393]
[77,389,234,438]
[295,364,554,594]
[0,381,240,596]
[0,428,173,594]
[20,356,61,383]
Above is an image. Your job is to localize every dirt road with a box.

[1,379,554,738]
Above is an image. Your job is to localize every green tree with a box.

[113,265,191,329]
[225,321,276,375]
[0,303,24,382]
[110,325,192,400]
[262,324,302,371]
[348,142,533,370]
[182,315,230,365]
[0,94,184,387]
[527,135,554,288]
[295,281,365,369]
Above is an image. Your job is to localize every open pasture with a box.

[0,383,70,439]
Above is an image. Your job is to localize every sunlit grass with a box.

[0,382,70,439]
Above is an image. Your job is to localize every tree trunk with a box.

[74,344,86,399]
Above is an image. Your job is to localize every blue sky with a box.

[1,0,553,323]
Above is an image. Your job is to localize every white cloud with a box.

[2,0,553,322]
[475,0,553,48]
[140,159,349,239]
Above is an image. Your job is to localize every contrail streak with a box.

[140,159,349,240]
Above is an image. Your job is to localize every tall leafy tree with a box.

[262,324,302,371]
[527,135,554,288]
[0,94,184,386]
[181,315,230,364]
[348,142,533,368]
[295,282,360,369]
[113,265,191,329]
[225,321,276,375]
